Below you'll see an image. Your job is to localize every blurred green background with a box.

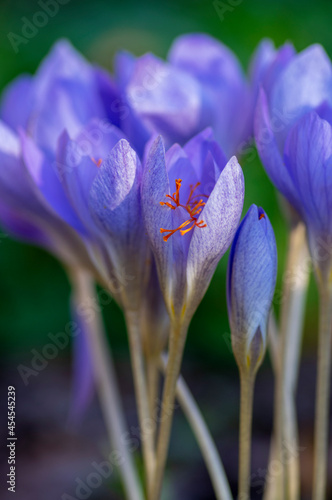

[0,0,327,367]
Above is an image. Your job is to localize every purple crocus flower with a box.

[115,33,251,158]
[227,205,277,372]
[0,40,125,256]
[0,39,118,154]
[254,44,332,273]
[0,40,140,419]
[142,128,244,324]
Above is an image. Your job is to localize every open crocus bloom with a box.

[227,205,277,373]
[142,129,244,325]
[255,44,332,275]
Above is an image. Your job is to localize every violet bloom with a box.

[227,205,277,373]
[115,33,251,157]
[0,40,145,417]
[142,128,244,325]
[255,44,332,274]
[0,39,123,263]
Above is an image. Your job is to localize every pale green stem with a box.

[125,310,156,498]
[265,222,309,500]
[151,322,188,500]
[159,354,233,500]
[312,282,332,500]
[268,312,279,374]
[238,370,255,500]
[70,269,144,500]
[146,356,160,449]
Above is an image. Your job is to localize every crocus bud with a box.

[227,205,277,374]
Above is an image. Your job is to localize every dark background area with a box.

[0,0,330,498]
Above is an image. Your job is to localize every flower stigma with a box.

[159,178,208,242]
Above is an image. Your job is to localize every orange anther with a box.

[91,157,102,167]
[159,179,209,241]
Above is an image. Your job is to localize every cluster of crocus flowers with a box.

[1,30,332,500]
[255,44,332,500]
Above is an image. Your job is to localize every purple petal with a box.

[169,33,250,156]
[115,51,137,88]
[56,120,125,234]
[0,75,33,132]
[183,128,227,188]
[169,33,244,86]
[254,89,299,211]
[0,200,50,248]
[142,136,173,300]
[227,205,277,349]
[29,40,106,153]
[186,155,244,314]
[284,111,332,236]
[93,67,122,129]
[126,53,201,146]
[270,44,332,147]
[89,139,144,256]
[20,130,87,235]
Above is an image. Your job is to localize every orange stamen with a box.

[159,179,208,241]
[91,157,102,167]
[259,213,265,220]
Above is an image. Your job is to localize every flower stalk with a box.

[151,321,189,500]
[312,280,332,500]
[70,268,143,500]
[265,222,309,500]
[238,369,255,500]
[125,309,156,498]
[159,354,233,500]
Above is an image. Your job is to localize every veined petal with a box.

[89,139,148,305]
[186,155,244,315]
[227,205,277,362]
[56,120,125,234]
[142,136,173,302]
[89,138,144,254]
